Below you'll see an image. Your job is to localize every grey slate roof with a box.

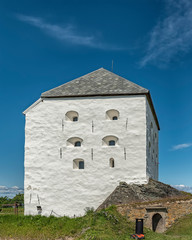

[41,68,149,97]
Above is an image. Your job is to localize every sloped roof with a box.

[41,68,149,97]
[38,68,159,129]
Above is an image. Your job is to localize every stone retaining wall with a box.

[117,197,192,232]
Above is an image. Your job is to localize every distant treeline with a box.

[0,194,24,205]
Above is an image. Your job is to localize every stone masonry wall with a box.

[117,197,192,231]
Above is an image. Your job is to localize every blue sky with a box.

[0,0,192,195]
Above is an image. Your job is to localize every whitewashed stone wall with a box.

[24,95,155,217]
[146,98,159,180]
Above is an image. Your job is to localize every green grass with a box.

[0,206,192,239]
[0,206,24,215]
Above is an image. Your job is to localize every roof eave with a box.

[41,92,149,98]
[23,98,43,115]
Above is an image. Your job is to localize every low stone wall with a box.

[117,196,192,232]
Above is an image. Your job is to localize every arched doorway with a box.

[152,213,163,232]
[145,207,167,233]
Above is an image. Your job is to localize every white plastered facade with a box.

[24,95,158,217]
[146,100,159,180]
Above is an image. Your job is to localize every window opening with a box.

[74,141,81,147]
[102,136,118,146]
[112,116,118,120]
[73,116,78,122]
[73,159,84,169]
[109,140,115,146]
[79,161,84,169]
[110,158,115,168]
[65,111,79,121]
[106,109,119,120]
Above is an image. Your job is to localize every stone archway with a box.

[152,213,163,232]
[145,207,167,233]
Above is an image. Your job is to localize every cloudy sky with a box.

[0,186,23,198]
[0,0,192,195]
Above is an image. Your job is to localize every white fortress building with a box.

[23,68,160,217]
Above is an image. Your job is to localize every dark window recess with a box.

[112,116,118,120]
[74,141,81,147]
[73,117,78,122]
[110,158,115,168]
[109,140,115,146]
[79,161,84,169]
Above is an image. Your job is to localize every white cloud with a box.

[0,186,24,198]
[0,186,8,190]
[11,186,19,189]
[173,184,192,193]
[140,0,192,67]
[171,143,192,150]
[17,14,120,50]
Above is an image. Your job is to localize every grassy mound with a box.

[0,206,192,239]
[0,206,134,240]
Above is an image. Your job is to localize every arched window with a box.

[102,136,118,146]
[73,159,84,169]
[65,111,79,121]
[106,109,119,120]
[109,140,115,146]
[109,158,115,168]
[67,137,83,147]
[74,141,81,147]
